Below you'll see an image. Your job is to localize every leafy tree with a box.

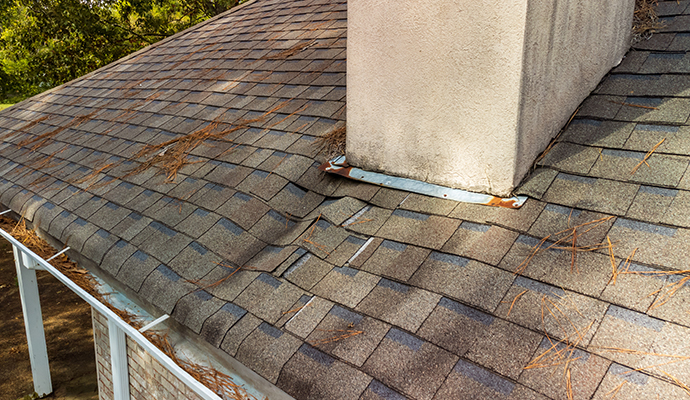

[0,0,239,101]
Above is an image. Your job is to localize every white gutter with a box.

[0,227,224,400]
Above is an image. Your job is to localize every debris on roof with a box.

[2,0,690,399]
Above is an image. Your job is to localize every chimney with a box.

[346,0,634,197]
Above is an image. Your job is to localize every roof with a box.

[3,0,690,399]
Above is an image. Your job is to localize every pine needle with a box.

[506,290,528,317]
[571,228,578,273]
[650,275,690,310]
[607,235,618,285]
[633,0,664,40]
[609,100,658,110]
[343,218,373,227]
[659,370,690,396]
[515,216,614,276]
[264,39,317,59]
[606,381,626,399]
[124,102,288,183]
[594,347,690,360]
[282,303,312,315]
[314,125,346,158]
[631,138,665,175]
[308,329,364,346]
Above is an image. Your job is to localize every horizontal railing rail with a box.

[0,226,222,400]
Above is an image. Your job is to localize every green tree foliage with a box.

[0,0,239,101]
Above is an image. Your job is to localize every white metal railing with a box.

[0,226,223,400]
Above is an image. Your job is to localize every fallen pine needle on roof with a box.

[187,262,255,291]
[609,100,658,110]
[314,125,346,159]
[593,347,690,360]
[123,102,288,183]
[631,138,665,175]
[302,238,332,256]
[618,266,690,309]
[621,248,638,274]
[634,0,665,40]
[606,381,626,399]
[542,300,571,340]
[514,216,615,276]
[282,303,312,315]
[624,358,690,375]
[526,314,593,371]
[305,213,322,241]
[650,275,690,310]
[607,235,618,285]
[1,115,51,140]
[343,217,373,227]
[545,297,586,344]
[265,39,317,59]
[571,228,578,273]
[72,162,116,186]
[308,328,364,346]
[506,290,528,317]
[659,370,690,396]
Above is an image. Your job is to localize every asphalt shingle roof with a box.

[3,0,690,399]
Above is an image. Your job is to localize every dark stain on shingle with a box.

[219,218,244,235]
[438,297,493,326]
[614,218,677,237]
[378,278,409,293]
[453,359,515,396]
[299,344,334,366]
[257,273,282,289]
[385,328,422,351]
[157,264,181,282]
[429,251,469,267]
[392,209,429,221]
[334,266,358,277]
[380,240,406,252]
[132,250,148,262]
[259,322,283,338]
[557,173,596,185]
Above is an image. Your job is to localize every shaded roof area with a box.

[3,0,690,399]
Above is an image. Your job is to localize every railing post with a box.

[13,245,52,396]
[108,318,131,400]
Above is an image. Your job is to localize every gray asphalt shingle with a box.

[4,1,690,399]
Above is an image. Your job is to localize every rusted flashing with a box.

[319,156,527,209]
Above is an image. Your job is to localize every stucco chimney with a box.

[346,0,634,197]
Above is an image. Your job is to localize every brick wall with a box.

[91,308,204,400]
[92,309,114,400]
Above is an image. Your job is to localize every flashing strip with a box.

[138,314,170,333]
[319,156,527,209]
[286,296,315,325]
[342,205,372,227]
[0,209,11,215]
[347,237,375,265]
[46,247,71,262]
[0,227,224,400]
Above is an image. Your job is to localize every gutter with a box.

[0,223,280,400]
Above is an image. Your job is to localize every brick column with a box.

[91,308,204,400]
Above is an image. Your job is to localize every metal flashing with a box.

[319,156,527,208]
